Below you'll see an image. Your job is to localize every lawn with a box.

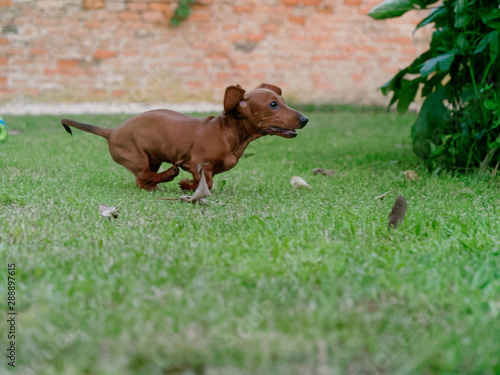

[1,110,499,375]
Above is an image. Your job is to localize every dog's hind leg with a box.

[108,140,180,190]
[132,165,179,191]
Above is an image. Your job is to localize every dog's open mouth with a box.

[269,126,297,138]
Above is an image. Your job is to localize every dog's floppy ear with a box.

[256,83,282,96]
[223,84,246,115]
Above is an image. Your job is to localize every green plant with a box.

[170,0,194,27]
[369,0,500,172]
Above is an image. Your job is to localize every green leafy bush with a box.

[369,0,500,172]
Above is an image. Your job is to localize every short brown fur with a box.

[61,83,308,191]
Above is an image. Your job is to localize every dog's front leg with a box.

[179,164,214,192]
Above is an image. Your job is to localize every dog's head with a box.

[223,83,308,138]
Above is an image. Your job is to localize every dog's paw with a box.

[179,179,198,192]
[170,165,180,176]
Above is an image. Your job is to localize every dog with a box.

[61,83,308,191]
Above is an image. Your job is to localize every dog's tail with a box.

[61,118,112,139]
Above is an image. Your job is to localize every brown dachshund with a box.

[61,83,308,191]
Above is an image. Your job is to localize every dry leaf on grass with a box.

[158,164,212,205]
[388,196,407,230]
[290,176,311,189]
[374,191,392,200]
[403,170,418,181]
[312,168,338,177]
[190,166,212,202]
[98,203,119,219]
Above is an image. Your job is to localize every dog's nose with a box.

[298,115,309,128]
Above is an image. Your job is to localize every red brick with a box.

[249,73,266,81]
[113,90,127,98]
[344,0,362,5]
[280,0,298,6]
[357,45,378,53]
[207,52,227,60]
[84,20,101,28]
[222,24,238,31]
[227,33,246,42]
[355,55,372,63]
[292,35,309,42]
[128,3,148,11]
[255,5,274,13]
[89,89,106,97]
[383,65,399,74]
[44,68,59,75]
[351,73,365,82]
[248,33,265,42]
[189,12,210,22]
[402,47,418,55]
[303,0,321,5]
[57,59,79,69]
[315,81,333,90]
[393,37,413,44]
[0,37,8,45]
[142,11,164,22]
[318,6,334,13]
[276,63,292,70]
[83,0,104,10]
[0,0,11,7]
[262,23,280,33]
[121,50,139,56]
[119,12,141,21]
[191,61,205,69]
[234,5,252,12]
[311,35,327,43]
[289,16,306,25]
[0,58,7,65]
[192,42,210,49]
[0,76,7,85]
[94,49,117,59]
[187,81,205,90]
[196,24,213,32]
[312,55,331,61]
[149,2,171,12]
[0,89,15,96]
[217,72,233,81]
[232,63,249,70]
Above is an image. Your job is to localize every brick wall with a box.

[0,0,432,106]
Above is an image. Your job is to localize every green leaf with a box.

[397,79,421,115]
[380,68,407,96]
[420,51,456,77]
[474,31,499,54]
[411,86,450,159]
[481,7,500,28]
[368,0,414,20]
[415,6,446,31]
[455,34,470,53]
[421,72,444,97]
[454,0,469,28]
[410,0,441,8]
[483,99,497,110]
[490,32,499,60]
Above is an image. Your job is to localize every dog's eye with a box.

[269,101,278,108]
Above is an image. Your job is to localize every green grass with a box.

[1,110,499,375]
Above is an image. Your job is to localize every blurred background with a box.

[0,0,431,108]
